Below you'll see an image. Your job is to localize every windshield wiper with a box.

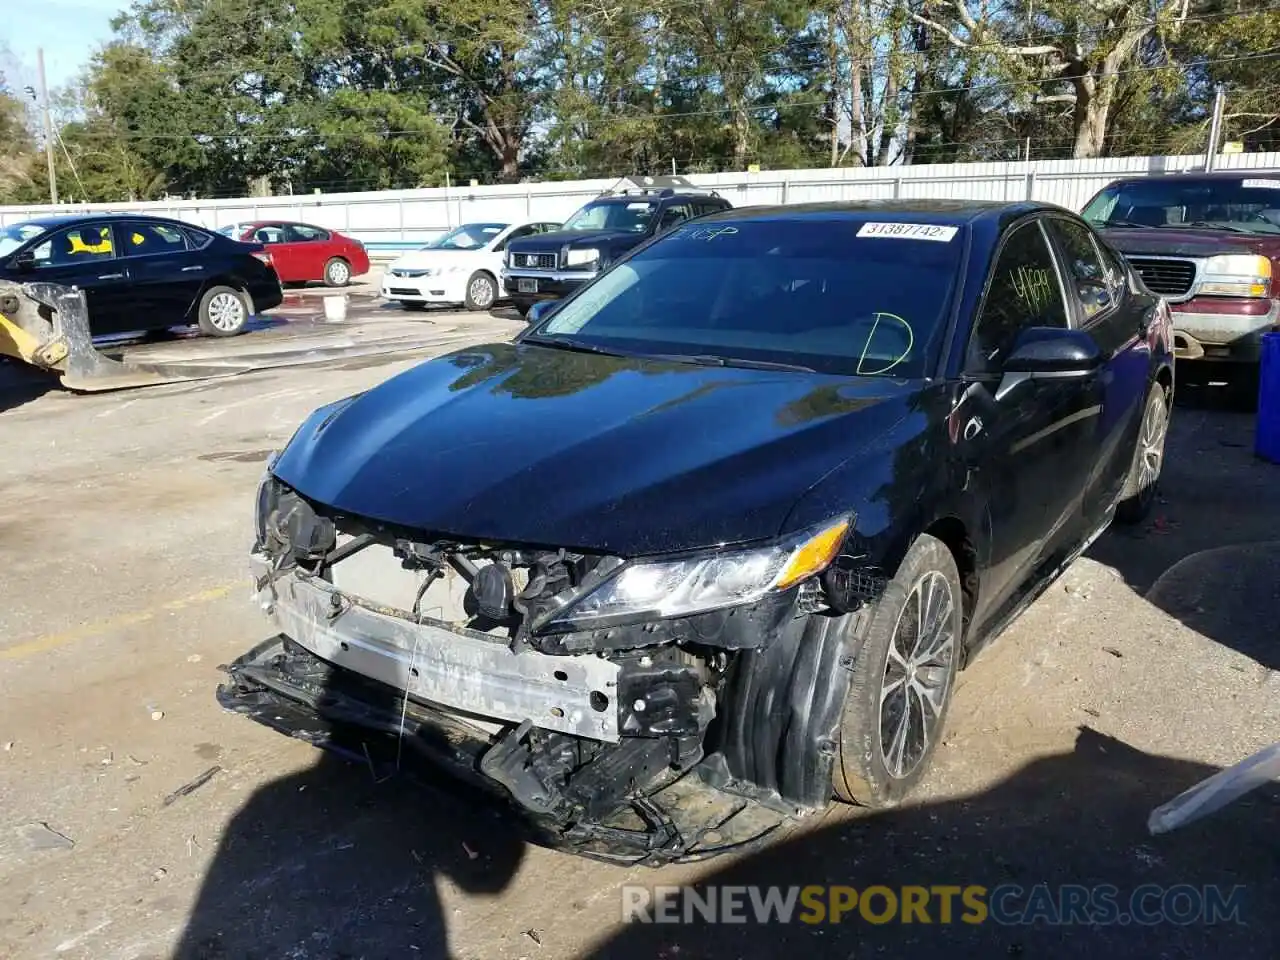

[1163,220,1251,234]
[644,353,816,373]
[523,335,632,358]
[1096,220,1150,229]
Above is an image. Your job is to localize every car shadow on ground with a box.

[171,749,526,960]
[1086,378,1280,671]
[586,727,1278,960]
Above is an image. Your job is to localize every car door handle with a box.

[97,272,125,280]
[181,265,203,272]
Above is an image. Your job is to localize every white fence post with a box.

[1025,169,1037,200]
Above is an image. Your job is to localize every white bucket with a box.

[323,295,348,323]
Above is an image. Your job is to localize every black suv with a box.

[502,175,732,315]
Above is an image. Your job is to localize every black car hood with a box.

[272,342,919,556]
[507,228,642,251]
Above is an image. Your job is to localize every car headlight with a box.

[565,248,600,268]
[548,517,851,628]
[1198,254,1272,298]
[253,450,282,548]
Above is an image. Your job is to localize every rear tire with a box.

[833,533,962,808]
[323,257,351,287]
[512,299,532,318]
[197,285,251,337]
[1115,385,1170,524]
[464,271,497,311]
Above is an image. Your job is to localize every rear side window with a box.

[184,227,214,249]
[287,224,329,242]
[968,221,1068,373]
[119,222,189,257]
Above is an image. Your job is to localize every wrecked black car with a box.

[220,200,1175,865]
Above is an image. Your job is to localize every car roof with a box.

[1101,169,1280,186]
[696,199,1059,227]
[589,193,725,204]
[15,212,205,231]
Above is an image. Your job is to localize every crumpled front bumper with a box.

[224,555,795,865]
[250,553,621,741]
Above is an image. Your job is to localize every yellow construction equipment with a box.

[0,279,490,393]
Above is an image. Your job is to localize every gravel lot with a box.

[1,301,1277,960]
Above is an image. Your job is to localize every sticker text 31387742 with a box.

[856,222,959,242]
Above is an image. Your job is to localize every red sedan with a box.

[218,221,370,287]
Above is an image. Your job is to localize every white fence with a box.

[3,152,1279,248]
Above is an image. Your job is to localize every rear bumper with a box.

[1170,298,1278,362]
[248,279,284,314]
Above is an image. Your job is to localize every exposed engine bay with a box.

[221,474,887,864]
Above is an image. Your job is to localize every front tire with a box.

[464,271,497,311]
[834,533,962,808]
[1115,385,1170,524]
[323,257,352,287]
[197,285,251,337]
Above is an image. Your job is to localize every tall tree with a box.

[912,0,1192,158]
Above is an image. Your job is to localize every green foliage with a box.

[5,0,1277,202]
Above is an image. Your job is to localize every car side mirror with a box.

[525,300,557,325]
[996,327,1102,400]
[10,250,35,272]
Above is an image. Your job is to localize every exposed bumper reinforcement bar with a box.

[253,555,621,741]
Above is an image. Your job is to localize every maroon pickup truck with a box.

[1081,171,1280,366]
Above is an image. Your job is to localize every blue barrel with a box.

[1257,331,1280,464]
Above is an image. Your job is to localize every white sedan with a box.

[382,221,563,312]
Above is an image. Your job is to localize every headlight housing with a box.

[565,248,600,268]
[547,517,851,629]
[1198,254,1272,298]
[253,450,282,549]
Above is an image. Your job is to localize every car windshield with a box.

[428,223,507,250]
[1082,177,1280,234]
[528,218,964,378]
[0,222,49,257]
[560,200,658,233]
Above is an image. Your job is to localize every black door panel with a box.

[959,219,1099,635]
[1044,216,1154,528]
[113,221,207,328]
[26,223,133,334]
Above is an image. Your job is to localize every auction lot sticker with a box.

[857,222,958,242]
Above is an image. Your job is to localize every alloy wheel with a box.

[207,292,246,331]
[1137,394,1169,496]
[469,276,495,308]
[878,570,957,780]
[328,260,351,285]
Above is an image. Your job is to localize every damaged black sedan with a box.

[220,200,1175,864]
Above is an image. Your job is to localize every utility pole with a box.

[1205,84,1226,172]
[36,48,58,205]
